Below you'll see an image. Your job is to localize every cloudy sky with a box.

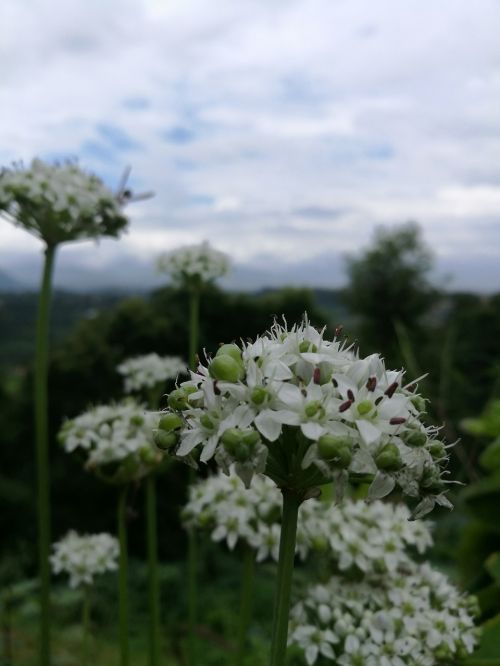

[0,0,499,291]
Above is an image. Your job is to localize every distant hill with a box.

[0,269,24,292]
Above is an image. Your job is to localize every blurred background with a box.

[1,0,499,663]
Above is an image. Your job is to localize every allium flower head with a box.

[59,400,160,484]
[0,159,128,246]
[157,317,452,517]
[156,240,230,288]
[117,353,187,393]
[50,531,119,588]
[289,564,480,665]
[184,470,433,570]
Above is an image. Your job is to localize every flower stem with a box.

[82,586,90,666]
[187,287,200,664]
[234,545,255,666]
[146,475,161,666]
[269,489,301,666]
[118,486,130,666]
[35,243,56,666]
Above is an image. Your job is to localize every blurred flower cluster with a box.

[158,318,452,517]
[59,401,160,481]
[157,240,230,287]
[118,353,186,393]
[289,563,479,665]
[50,531,119,589]
[0,158,128,245]
[183,471,433,569]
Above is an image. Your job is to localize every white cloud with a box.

[0,0,499,290]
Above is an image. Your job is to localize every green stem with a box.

[187,287,200,664]
[188,288,200,371]
[234,546,255,666]
[118,486,130,666]
[82,587,90,666]
[269,490,301,666]
[35,243,56,666]
[146,475,161,666]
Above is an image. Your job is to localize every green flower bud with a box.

[130,415,144,426]
[421,466,444,492]
[356,400,373,416]
[233,442,250,462]
[209,355,244,382]
[311,535,328,551]
[158,413,183,432]
[200,414,215,430]
[405,430,427,447]
[375,443,402,471]
[221,427,243,453]
[251,386,268,405]
[299,340,318,353]
[241,428,260,447]
[411,396,426,413]
[305,400,323,418]
[139,447,157,465]
[153,430,178,451]
[427,440,446,459]
[216,343,242,363]
[317,435,353,468]
[168,388,189,410]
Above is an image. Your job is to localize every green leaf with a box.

[464,612,500,664]
[486,553,500,585]
[480,438,500,473]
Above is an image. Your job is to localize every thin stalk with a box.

[269,489,301,666]
[187,287,200,664]
[82,586,90,666]
[234,545,255,666]
[118,486,130,666]
[35,243,56,666]
[146,475,161,666]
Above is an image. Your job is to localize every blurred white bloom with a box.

[50,531,119,588]
[157,241,230,286]
[183,471,433,570]
[159,317,452,517]
[59,400,160,481]
[117,353,187,393]
[0,158,128,245]
[289,564,479,665]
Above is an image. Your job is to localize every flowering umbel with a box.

[117,353,187,393]
[50,531,119,589]
[156,240,230,288]
[156,318,452,518]
[59,401,161,484]
[0,158,128,246]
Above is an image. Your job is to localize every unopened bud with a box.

[221,427,242,453]
[405,430,427,447]
[209,355,244,382]
[168,389,189,410]
[233,442,251,462]
[241,428,260,447]
[139,447,158,464]
[411,396,426,413]
[317,435,353,468]
[421,466,444,492]
[158,413,183,432]
[200,414,216,430]
[153,430,178,451]
[216,343,242,363]
[375,443,402,471]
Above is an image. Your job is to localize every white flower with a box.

[117,353,187,393]
[50,531,119,588]
[0,158,128,245]
[160,317,452,515]
[290,563,479,665]
[157,241,230,286]
[59,400,160,480]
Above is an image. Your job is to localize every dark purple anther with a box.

[347,389,355,402]
[339,400,352,413]
[389,417,406,425]
[385,382,398,398]
[313,367,321,385]
[213,380,221,395]
[366,376,377,392]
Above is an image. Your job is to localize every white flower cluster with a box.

[158,319,452,517]
[183,471,433,570]
[289,564,479,665]
[50,531,119,588]
[118,353,187,393]
[156,241,230,286]
[59,401,160,480]
[0,158,127,246]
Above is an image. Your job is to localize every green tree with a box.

[343,222,438,366]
